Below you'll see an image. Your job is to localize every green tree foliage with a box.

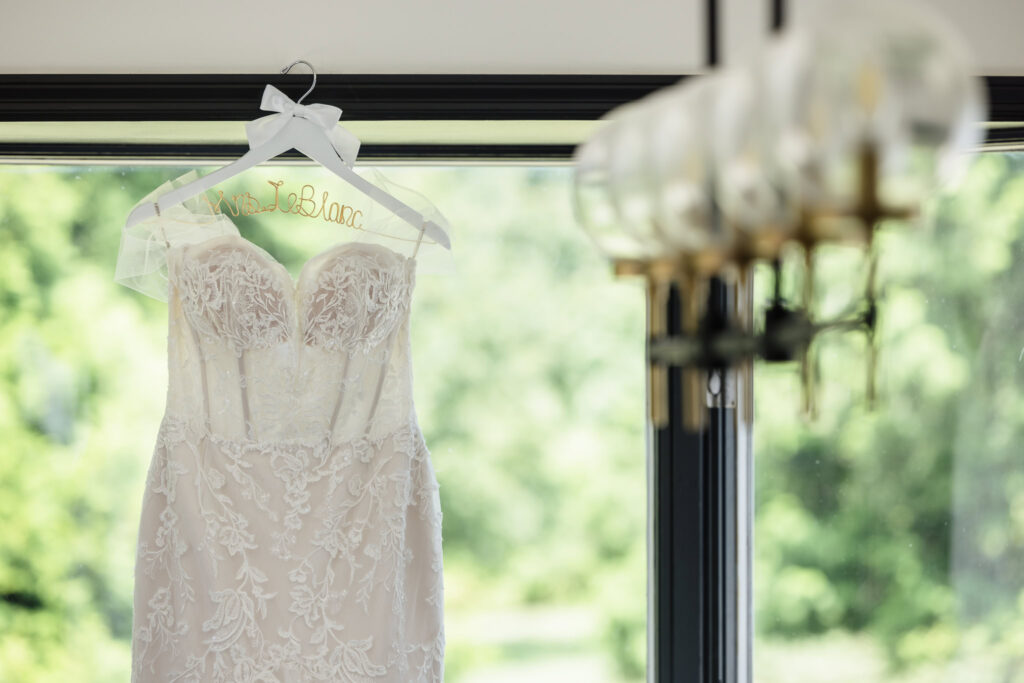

[754,152,1024,679]
[12,153,1021,682]
[0,166,182,681]
[0,165,648,681]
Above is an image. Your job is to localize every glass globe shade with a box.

[572,121,660,261]
[767,0,985,214]
[712,60,799,240]
[647,76,734,255]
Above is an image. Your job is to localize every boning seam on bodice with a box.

[238,351,252,440]
[189,322,213,427]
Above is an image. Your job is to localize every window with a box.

[753,151,1024,682]
[0,162,647,681]
[3,72,1023,683]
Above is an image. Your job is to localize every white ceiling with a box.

[0,0,1021,75]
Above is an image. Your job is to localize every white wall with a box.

[785,0,1024,75]
[0,0,703,75]
[0,0,1021,75]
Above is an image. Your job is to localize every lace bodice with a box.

[118,171,446,682]
[166,232,419,444]
[175,234,414,356]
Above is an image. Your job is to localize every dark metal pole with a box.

[652,280,705,680]
[651,270,744,683]
[706,0,719,68]
[650,0,748,680]
[771,0,786,32]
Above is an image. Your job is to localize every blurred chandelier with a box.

[572,0,987,429]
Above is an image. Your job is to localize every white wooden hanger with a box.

[124,60,451,250]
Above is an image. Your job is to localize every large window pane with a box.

[0,164,646,682]
[754,152,1024,682]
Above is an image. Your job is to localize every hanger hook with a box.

[280,59,317,104]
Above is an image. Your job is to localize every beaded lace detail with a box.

[177,246,292,357]
[301,250,415,355]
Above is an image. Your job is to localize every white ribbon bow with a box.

[244,84,361,165]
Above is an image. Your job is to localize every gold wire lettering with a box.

[197,179,380,234]
[295,184,317,217]
[265,180,283,212]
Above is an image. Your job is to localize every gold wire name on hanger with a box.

[199,180,365,228]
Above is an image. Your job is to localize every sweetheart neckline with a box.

[174,212,415,293]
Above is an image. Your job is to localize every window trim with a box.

[0,74,1021,161]
[0,74,679,161]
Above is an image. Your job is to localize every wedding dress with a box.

[114,170,446,682]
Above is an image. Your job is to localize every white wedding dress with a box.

[115,171,446,682]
